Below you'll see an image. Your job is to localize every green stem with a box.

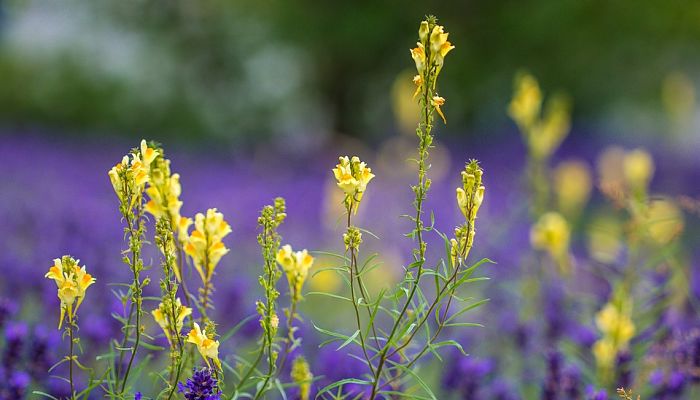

[68,318,76,400]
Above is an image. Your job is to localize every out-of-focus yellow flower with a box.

[554,160,592,217]
[592,338,616,370]
[45,257,95,329]
[431,96,447,124]
[645,199,684,245]
[332,156,375,213]
[508,72,542,132]
[509,73,570,160]
[291,356,313,400]
[587,214,623,264]
[530,95,570,159]
[593,300,635,371]
[152,298,192,345]
[277,245,314,302]
[530,212,570,273]
[623,149,654,193]
[184,208,231,284]
[186,322,221,369]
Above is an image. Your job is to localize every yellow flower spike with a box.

[410,43,426,74]
[332,156,375,214]
[431,96,447,124]
[45,257,94,329]
[186,322,221,369]
[333,156,359,195]
[291,356,314,400]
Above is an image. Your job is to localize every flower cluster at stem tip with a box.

[411,17,455,124]
[451,161,485,266]
[44,256,95,328]
[108,140,157,207]
[332,156,375,214]
[184,208,232,285]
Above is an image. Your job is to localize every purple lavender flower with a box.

[2,322,28,371]
[135,392,142,400]
[541,351,562,400]
[28,324,58,381]
[585,386,608,400]
[0,298,17,331]
[178,368,222,400]
[3,370,30,399]
[615,350,633,389]
[561,364,581,398]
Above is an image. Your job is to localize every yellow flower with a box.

[418,20,430,42]
[508,72,542,132]
[140,139,158,168]
[645,199,684,245]
[434,35,454,69]
[108,150,151,205]
[595,302,635,345]
[152,298,192,345]
[412,74,423,99]
[184,209,231,284]
[429,25,449,54]
[530,212,571,273]
[593,338,616,369]
[186,322,221,369]
[431,96,447,124]
[291,356,313,400]
[332,156,375,213]
[623,149,654,193]
[593,300,636,372]
[456,164,485,223]
[277,245,314,302]
[410,42,426,74]
[45,257,95,329]
[177,216,193,242]
[554,160,592,217]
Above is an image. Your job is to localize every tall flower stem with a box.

[68,317,76,400]
[119,207,145,394]
[346,209,376,375]
[370,50,436,400]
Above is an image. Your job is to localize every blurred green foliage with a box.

[0,0,698,143]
